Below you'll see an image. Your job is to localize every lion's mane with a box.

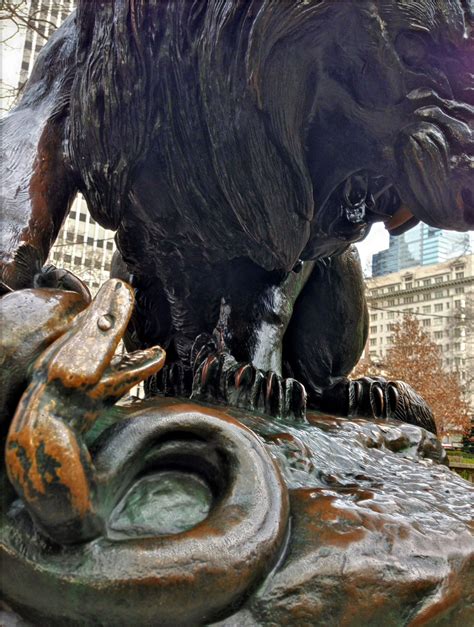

[69,0,344,272]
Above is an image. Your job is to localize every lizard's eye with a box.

[395,31,430,68]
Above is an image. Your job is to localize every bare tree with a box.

[0,0,64,111]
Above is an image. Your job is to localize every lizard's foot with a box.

[315,376,437,434]
[34,264,92,303]
[192,351,307,422]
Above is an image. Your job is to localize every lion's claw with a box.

[192,352,307,422]
[317,376,436,434]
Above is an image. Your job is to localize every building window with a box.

[456,272,464,279]
[434,303,443,312]
[435,276,443,284]
[388,299,395,306]
[370,314,378,322]
[423,294,431,301]
[422,306,431,313]
[435,290,444,298]
[370,338,377,346]
[423,279,431,286]
[404,296,414,304]
[434,331,443,339]
[405,282,412,289]
[370,326,377,334]
[106,242,114,250]
[422,319,431,327]
[455,287,464,294]
[79,213,87,222]
[388,312,395,320]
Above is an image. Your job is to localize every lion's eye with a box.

[395,31,429,68]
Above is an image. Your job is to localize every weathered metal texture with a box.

[0,280,472,625]
[0,0,472,429]
[1,396,473,626]
[0,287,89,433]
[0,0,473,623]
[4,280,165,544]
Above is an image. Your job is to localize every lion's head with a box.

[300,0,473,259]
[70,0,473,273]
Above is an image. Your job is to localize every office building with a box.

[372,224,471,277]
[364,255,474,408]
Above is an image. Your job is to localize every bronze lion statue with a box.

[1,0,473,428]
[1,1,473,624]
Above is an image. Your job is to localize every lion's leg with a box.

[0,14,79,291]
[283,247,368,395]
[150,255,315,420]
[283,247,437,433]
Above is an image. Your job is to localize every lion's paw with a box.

[317,376,436,434]
[192,353,307,422]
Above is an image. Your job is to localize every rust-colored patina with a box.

[5,280,166,542]
[1,282,473,625]
[1,0,473,623]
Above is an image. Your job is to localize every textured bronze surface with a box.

[0,281,473,625]
[1,0,472,428]
[1,396,473,626]
[5,280,166,543]
[0,0,473,624]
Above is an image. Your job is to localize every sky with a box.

[356,223,389,277]
[0,17,27,113]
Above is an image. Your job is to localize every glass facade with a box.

[372,225,471,277]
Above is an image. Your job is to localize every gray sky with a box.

[356,223,389,277]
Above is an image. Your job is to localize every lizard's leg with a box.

[283,247,437,433]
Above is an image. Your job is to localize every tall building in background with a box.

[372,224,471,277]
[16,0,115,293]
[364,255,474,409]
[18,0,75,91]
